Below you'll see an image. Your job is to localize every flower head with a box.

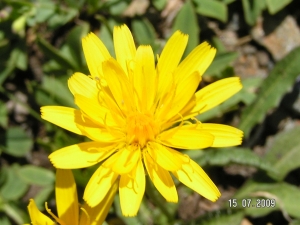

[26,169,117,225]
[43,24,243,216]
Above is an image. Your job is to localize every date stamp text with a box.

[228,198,276,208]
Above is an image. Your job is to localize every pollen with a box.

[126,112,160,147]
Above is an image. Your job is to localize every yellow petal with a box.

[41,106,84,135]
[159,125,214,149]
[173,158,220,202]
[174,42,216,80]
[74,94,123,127]
[163,71,201,121]
[119,159,145,216]
[103,147,140,174]
[55,169,78,225]
[27,199,55,225]
[82,32,111,78]
[49,142,117,169]
[191,77,242,115]
[84,166,118,207]
[68,72,98,98]
[79,181,118,225]
[147,142,184,171]
[103,58,134,111]
[200,123,243,147]
[157,31,188,97]
[133,45,156,112]
[114,24,136,75]
[143,151,178,202]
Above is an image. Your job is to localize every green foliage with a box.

[234,181,300,219]
[189,147,274,173]
[173,0,199,58]
[264,126,300,181]
[0,101,8,128]
[239,46,300,137]
[196,210,244,225]
[0,127,33,157]
[194,0,228,22]
[266,0,293,14]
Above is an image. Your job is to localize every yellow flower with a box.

[43,24,243,216]
[25,169,117,225]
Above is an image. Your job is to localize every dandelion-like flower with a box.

[43,24,243,216]
[26,169,117,225]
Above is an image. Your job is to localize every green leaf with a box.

[132,18,158,52]
[18,165,55,186]
[32,186,53,209]
[153,0,167,10]
[222,0,236,4]
[242,0,254,25]
[264,127,300,181]
[194,0,227,22]
[98,18,118,57]
[239,46,300,137]
[205,52,238,76]
[60,23,90,70]
[41,76,75,107]
[34,1,56,23]
[0,100,8,128]
[0,166,28,201]
[197,211,244,225]
[2,202,25,225]
[0,216,11,225]
[197,77,262,121]
[1,127,33,157]
[190,147,274,173]
[266,0,292,14]
[241,0,266,25]
[290,219,300,225]
[234,181,300,219]
[37,36,76,70]
[172,0,199,58]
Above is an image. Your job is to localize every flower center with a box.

[126,112,159,148]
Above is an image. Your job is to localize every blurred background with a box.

[1,0,300,224]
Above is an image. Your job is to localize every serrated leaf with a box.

[266,0,292,14]
[18,165,55,186]
[172,0,199,58]
[264,126,300,181]
[197,77,262,121]
[234,181,300,219]
[239,46,300,137]
[1,127,33,157]
[190,147,274,173]
[194,0,227,22]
